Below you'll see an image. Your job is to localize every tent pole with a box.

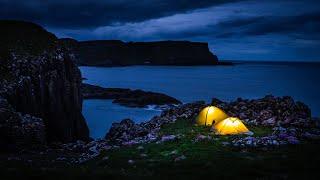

[205,107,210,126]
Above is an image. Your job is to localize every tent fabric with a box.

[212,117,250,135]
[196,106,229,126]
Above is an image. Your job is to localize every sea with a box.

[80,62,320,138]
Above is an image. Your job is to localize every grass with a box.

[1,119,320,179]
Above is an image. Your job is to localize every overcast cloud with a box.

[1,0,319,61]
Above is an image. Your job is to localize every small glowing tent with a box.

[196,106,229,126]
[212,117,251,135]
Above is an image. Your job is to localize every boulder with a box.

[105,119,149,144]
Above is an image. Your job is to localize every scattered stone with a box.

[137,146,144,150]
[221,142,230,146]
[194,134,212,142]
[140,153,148,158]
[102,156,109,161]
[220,95,313,127]
[56,157,67,161]
[161,135,177,142]
[169,150,178,156]
[128,159,135,164]
[105,101,206,146]
[174,155,186,162]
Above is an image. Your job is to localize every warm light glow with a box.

[196,106,229,126]
[212,117,250,135]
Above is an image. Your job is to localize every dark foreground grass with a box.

[2,119,320,180]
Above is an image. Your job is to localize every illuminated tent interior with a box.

[196,106,229,126]
[212,117,251,135]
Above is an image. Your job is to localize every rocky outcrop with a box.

[0,97,44,151]
[0,20,89,146]
[82,83,181,107]
[104,96,318,147]
[105,119,149,144]
[211,95,313,127]
[209,95,319,148]
[29,96,318,163]
[105,101,206,145]
[60,39,219,66]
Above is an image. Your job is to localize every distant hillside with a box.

[60,39,219,66]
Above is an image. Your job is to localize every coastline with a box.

[1,19,320,179]
[2,95,320,179]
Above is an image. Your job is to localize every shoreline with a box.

[78,61,234,68]
[81,83,182,108]
[2,95,320,178]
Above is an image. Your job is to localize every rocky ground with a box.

[81,83,182,107]
[106,95,320,148]
[1,95,320,179]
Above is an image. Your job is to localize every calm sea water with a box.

[80,62,320,138]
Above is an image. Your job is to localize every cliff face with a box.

[61,39,218,66]
[0,20,89,146]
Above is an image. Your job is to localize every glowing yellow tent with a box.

[212,117,251,135]
[196,106,229,126]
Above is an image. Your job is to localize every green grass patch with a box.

[2,119,320,179]
[81,119,319,179]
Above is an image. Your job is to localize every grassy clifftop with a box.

[2,119,319,179]
[87,120,318,179]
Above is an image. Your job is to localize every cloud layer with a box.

[1,0,320,61]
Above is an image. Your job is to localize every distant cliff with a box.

[61,39,219,66]
[0,20,89,148]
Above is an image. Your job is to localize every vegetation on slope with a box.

[2,119,319,179]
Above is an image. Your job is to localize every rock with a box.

[303,132,320,140]
[287,136,300,145]
[262,117,276,126]
[81,83,182,107]
[169,150,178,156]
[0,20,89,143]
[221,142,230,146]
[174,155,186,162]
[215,95,313,127]
[102,156,109,161]
[137,146,144,150]
[211,98,224,106]
[161,135,177,142]
[103,96,317,150]
[104,101,206,145]
[140,153,148,158]
[194,134,212,142]
[0,97,46,151]
[128,159,135,164]
[20,114,46,145]
[313,117,320,128]
[105,119,149,144]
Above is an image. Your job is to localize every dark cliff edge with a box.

[0,20,89,149]
[60,38,220,66]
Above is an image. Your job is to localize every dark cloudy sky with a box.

[1,0,320,61]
